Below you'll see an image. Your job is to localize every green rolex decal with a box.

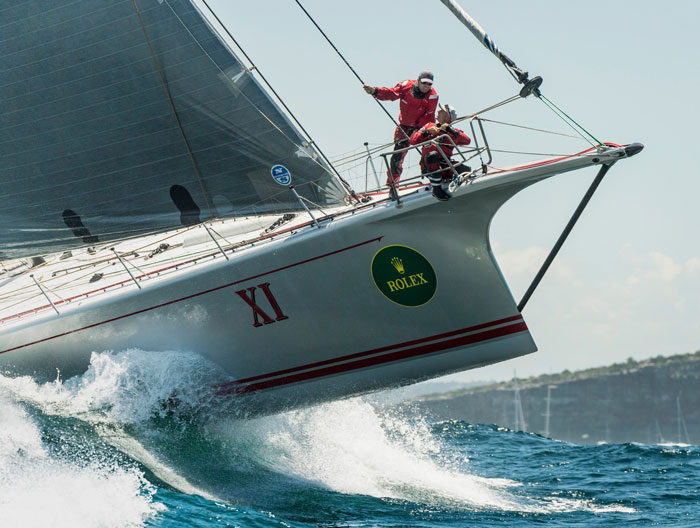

[371,245,437,307]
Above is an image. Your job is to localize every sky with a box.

[205,0,700,382]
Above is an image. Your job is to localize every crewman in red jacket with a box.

[363,71,438,188]
[409,104,471,201]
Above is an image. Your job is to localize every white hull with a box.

[0,147,629,415]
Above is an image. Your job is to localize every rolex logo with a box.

[391,257,405,274]
[372,245,437,307]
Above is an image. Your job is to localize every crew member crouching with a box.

[409,104,471,201]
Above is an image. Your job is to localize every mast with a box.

[543,384,552,438]
[677,393,682,444]
[514,374,519,431]
[676,392,691,444]
[437,0,542,97]
[513,371,527,432]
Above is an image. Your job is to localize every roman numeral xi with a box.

[235,282,289,327]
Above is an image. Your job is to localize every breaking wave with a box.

[0,348,639,527]
[0,391,162,528]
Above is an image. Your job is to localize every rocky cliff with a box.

[414,352,700,445]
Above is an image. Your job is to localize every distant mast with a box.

[676,392,691,444]
[513,371,527,432]
[437,0,542,98]
[677,393,681,444]
[513,374,519,431]
[543,384,552,438]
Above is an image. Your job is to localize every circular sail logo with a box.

[371,245,437,307]
[271,164,292,186]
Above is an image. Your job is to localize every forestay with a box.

[0,0,346,260]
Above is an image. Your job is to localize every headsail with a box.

[0,0,346,260]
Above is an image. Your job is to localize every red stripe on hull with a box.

[216,314,524,388]
[218,320,529,395]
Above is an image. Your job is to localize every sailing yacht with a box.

[0,0,642,415]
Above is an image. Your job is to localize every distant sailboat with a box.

[653,393,691,446]
[542,382,554,438]
[655,419,667,445]
[676,392,691,445]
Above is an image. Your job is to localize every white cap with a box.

[418,70,434,85]
[440,104,457,121]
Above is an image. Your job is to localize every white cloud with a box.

[686,257,700,273]
[617,249,683,286]
[453,244,700,383]
[644,252,681,281]
[496,246,572,279]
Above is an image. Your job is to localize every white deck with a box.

[0,144,625,334]
[0,207,352,331]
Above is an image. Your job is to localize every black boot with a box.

[431,185,450,201]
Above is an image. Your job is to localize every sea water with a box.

[0,350,697,527]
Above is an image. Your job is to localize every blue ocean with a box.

[1,350,697,527]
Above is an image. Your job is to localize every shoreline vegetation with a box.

[414,351,700,444]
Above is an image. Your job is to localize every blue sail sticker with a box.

[271,165,292,186]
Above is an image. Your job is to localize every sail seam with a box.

[131,0,215,219]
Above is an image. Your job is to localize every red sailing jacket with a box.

[409,122,471,159]
[375,80,438,129]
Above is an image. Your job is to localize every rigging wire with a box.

[452,94,521,126]
[294,1,595,175]
[197,0,358,200]
[478,118,583,139]
[489,148,588,158]
[292,0,409,140]
[331,94,523,169]
[332,143,388,166]
[538,94,602,147]
[292,0,364,86]
[438,0,604,149]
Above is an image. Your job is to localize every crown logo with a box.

[390,256,405,274]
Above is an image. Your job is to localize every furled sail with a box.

[438,0,541,96]
[0,0,347,260]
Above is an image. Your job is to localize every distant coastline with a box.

[413,351,700,445]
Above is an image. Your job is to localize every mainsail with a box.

[0,0,346,260]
